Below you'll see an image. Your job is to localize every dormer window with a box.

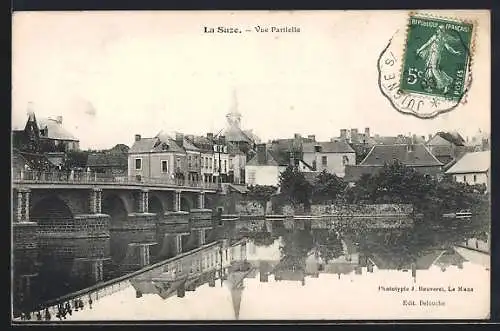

[314,145,322,153]
[161,143,169,150]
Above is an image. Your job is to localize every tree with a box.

[312,170,347,203]
[278,166,312,207]
[247,185,277,209]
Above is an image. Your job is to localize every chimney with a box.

[135,134,141,142]
[186,134,194,142]
[175,133,184,147]
[56,116,63,125]
[256,144,267,164]
[340,129,347,139]
[307,135,316,142]
[207,132,214,141]
[364,127,370,138]
[351,128,359,142]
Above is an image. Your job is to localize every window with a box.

[224,160,227,173]
[188,155,192,168]
[229,158,233,169]
[209,157,212,170]
[312,160,317,171]
[322,156,328,166]
[214,158,217,171]
[161,160,169,173]
[343,155,349,165]
[473,175,477,183]
[135,158,142,170]
[463,175,467,182]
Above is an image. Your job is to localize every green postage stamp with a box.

[378,12,475,119]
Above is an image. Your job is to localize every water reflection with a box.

[13,215,490,320]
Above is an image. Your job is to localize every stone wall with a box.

[283,203,413,216]
[37,214,110,238]
[310,203,413,216]
[235,200,265,216]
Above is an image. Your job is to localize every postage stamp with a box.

[378,13,475,119]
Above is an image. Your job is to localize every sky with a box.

[12,11,490,150]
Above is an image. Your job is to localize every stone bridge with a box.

[12,174,219,253]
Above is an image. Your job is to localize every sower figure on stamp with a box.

[416,25,462,94]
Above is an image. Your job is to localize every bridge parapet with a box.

[13,171,218,191]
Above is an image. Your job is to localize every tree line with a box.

[247,160,488,217]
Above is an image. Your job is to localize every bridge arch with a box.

[148,195,165,220]
[180,196,193,212]
[102,194,128,224]
[31,195,74,226]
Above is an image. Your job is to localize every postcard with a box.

[11,10,490,322]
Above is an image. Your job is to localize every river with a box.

[12,215,490,321]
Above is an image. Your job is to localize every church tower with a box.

[226,90,242,129]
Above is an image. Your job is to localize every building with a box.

[426,131,467,166]
[12,110,80,169]
[302,141,355,177]
[228,141,247,185]
[466,129,490,152]
[245,144,288,186]
[179,134,202,182]
[189,133,216,184]
[13,105,80,153]
[128,132,185,181]
[343,144,444,184]
[37,116,80,152]
[86,144,129,177]
[445,151,490,190]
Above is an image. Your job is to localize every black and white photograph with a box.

[11,10,490,321]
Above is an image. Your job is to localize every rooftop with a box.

[37,117,79,141]
[303,141,355,154]
[360,144,443,167]
[445,151,490,174]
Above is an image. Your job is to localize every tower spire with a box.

[226,89,241,129]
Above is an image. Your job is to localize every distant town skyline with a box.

[12,11,490,150]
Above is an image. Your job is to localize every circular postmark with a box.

[378,14,474,119]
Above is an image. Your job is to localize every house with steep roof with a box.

[343,144,443,184]
[427,131,467,166]
[128,132,186,181]
[245,144,289,186]
[302,141,356,177]
[36,116,80,152]
[445,151,490,191]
